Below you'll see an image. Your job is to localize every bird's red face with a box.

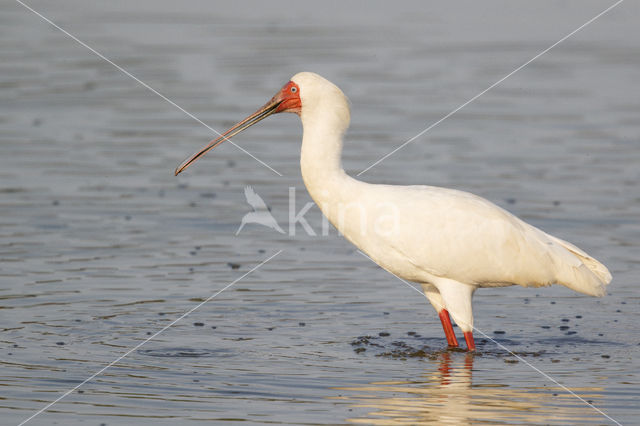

[274,81,302,114]
[174,80,301,175]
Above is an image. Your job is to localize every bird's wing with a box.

[244,186,268,209]
[382,186,610,296]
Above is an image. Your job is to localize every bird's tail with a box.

[549,235,612,297]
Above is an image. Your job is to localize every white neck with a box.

[299,103,356,216]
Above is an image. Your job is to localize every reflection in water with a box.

[337,353,604,425]
[2,1,637,423]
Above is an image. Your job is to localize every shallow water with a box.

[1,1,639,424]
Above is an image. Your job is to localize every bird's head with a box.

[174,72,348,175]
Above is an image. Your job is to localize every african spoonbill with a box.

[175,72,612,351]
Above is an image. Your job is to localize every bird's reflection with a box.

[337,352,603,425]
[436,351,472,387]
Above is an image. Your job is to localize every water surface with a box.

[1,1,639,424]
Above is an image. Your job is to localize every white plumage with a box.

[176,71,612,350]
[292,72,611,349]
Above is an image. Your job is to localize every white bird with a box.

[175,72,612,351]
[236,185,285,235]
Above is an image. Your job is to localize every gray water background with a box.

[1,0,639,424]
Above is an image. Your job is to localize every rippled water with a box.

[2,1,639,424]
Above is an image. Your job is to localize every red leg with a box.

[438,309,459,347]
[463,331,476,352]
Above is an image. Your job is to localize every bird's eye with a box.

[291,86,297,93]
